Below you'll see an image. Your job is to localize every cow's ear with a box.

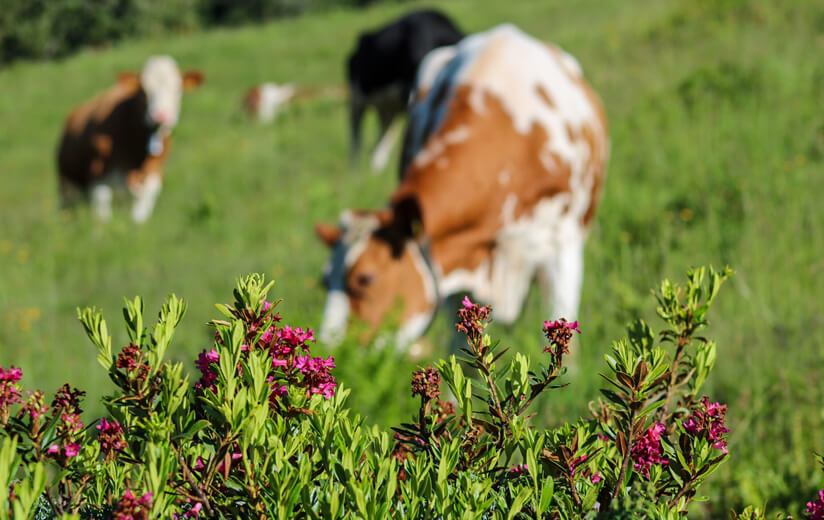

[182,70,205,91]
[315,222,341,247]
[117,72,140,89]
[392,196,423,239]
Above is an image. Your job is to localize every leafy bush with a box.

[0,0,395,65]
[0,266,813,518]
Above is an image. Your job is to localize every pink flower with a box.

[185,502,202,518]
[97,418,127,455]
[47,445,59,455]
[543,319,581,335]
[64,443,81,458]
[683,397,729,453]
[508,463,528,474]
[0,365,23,410]
[0,366,22,383]
[806,490,824,520]
[590,472,602,483]
[456,296,492,342]
[569,454,588,477]
[113,489,152,520]
[62,412,83,433]
[23,391,48,420]
[631,423,669,478]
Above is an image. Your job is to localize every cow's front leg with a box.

[128,172,162,223]
[538,231,584,323]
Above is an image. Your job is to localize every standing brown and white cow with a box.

[316,25,608,347]
[57,56,204,223]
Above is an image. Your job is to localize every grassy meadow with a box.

[1,0,823,515]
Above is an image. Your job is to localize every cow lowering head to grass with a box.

[57,55,204,223]
[317,25,608,348]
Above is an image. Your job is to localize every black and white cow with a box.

[347,8,463,172]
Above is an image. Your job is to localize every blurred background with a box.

[1,0,822,516]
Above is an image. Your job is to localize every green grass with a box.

[1,0,823,516]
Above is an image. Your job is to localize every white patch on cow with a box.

[397,312,433,350]
[409,24,606,194]
[130,173,162,224]
[141,56,184,130]
[500,193,518,223]
[319,290,350,345]
[498,169,511,186]
[442,126,470,144]
[258,83,295,123]
[415,46,459,94]
[439,195,586,325]
[91,183,113,220]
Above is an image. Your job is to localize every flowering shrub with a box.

[0,266,810,518]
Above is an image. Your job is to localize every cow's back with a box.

[398,24,608,243]
[58,83,152,189]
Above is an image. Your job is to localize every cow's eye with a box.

[355,273,374,287]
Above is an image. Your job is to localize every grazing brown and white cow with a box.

[242,83,296,123]
[57,56,204,223]
[316,25,608,347]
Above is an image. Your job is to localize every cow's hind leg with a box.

[90,182,113,220]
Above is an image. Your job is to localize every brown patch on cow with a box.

[393,85,573,275]
[242,87,261,117]
[535,84,555,108]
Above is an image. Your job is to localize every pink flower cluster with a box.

[47,384,86,464]
[806,490,824,520]
[113,489,153,520]
[97,418,127,456]
[294,355,337,399]
[542,318,581,358]
[196,301,337,409]
[23,390,48,420]
[194,349,220,392]
[456,296,492,343]
[631,423,669,478]
[0,365,23,412]
[683,397,729,453]
[411,366,441,401]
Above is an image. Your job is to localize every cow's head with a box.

[315,197,438,347]
[120,56,204,131]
